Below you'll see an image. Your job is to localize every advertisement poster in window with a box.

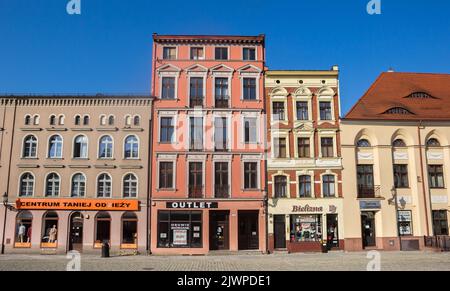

[171,223,189,246]
[398,210,412,236]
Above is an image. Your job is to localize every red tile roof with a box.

[344,72,450,121]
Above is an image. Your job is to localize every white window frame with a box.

[47,134,63,159]
[214,46,230,61]
[21,134,38,159]
[241,155,262,191]
[44,172,61,197]
[190,46,205,60]
[72,134,89,159]
[70,172,87,198]
[123,135,140,159]
[18,172,35,197]
[212,112,232,151]
[242,46,257,61]
[271,130,290,159]
[212,155,232,198]
[186,155,207,198]
[296,170,315,198]
[318,130,338,159]
[271,171,290,199]
[162,46,178,60]
[241,113,260,145]
[96,172,113,198]
[156,154,177,190]
[98,135,114,159]
[122,172,138,198]
[158,111,177,144]
[320,172,338,198]
[293,131,314,159]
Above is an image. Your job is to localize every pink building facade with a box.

[150,34,267,254]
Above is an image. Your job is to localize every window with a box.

[100,115,106,126]
[272,102,285,121]
[398,210,413,236]
[71,173,86,197]
[125,115,132,126]
[45,173,60,197]
[244,117,257,143]
[215,78,229,107]
[41,211,58,245]
[298,175,311,198]
[189,77,204,106]
[189,117,203,151]
[321,137,334,157]
[48,135,63,158]
[274,137,287,158]
[161,77,175,99]
[133,116,140,126]
[99,135,113,158]
[25,115,31,125]
[274,176,287,198]
[58,115,64,125]
[297,138,310,158]
[123,173,137,198]
[432,210,448,235]
[243,48,256,61]
[95,212,111,246]
[121,212,138,246]
[74,115,81,125]
[19,173,34,197]
[33,115,39,125]
[73,135,88,158]
[23,135,37,158]
[15,211,32,246]
[357,165,374,197]
[296,101,308,120]
[214,162,229,198]
[157,211,202,248]
[97,173,112,198]
[428,165,444,188]
[290,215,322,242]
[108,115,114,126]
[190,47,204,60]
[393,139,406,147]
[163,47,176,60]
[383,107,413,115]
[427,138,440,147]
[322,175,336,197]
[188,162,203,198]
[243,78,257,100]
[357,139,371,147]
[394,164,409,188]
[244,162,258,189]
[124,135,139,159]
[215,47,228,60]
[160,117,174,143]
[83,115,89,126]
[49,115,56,126]
[159,162,174,189]
[319,101,332,120]
[214,117,228,151]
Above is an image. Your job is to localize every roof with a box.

[152,33,265,44]
[267,69,339,77]
[344,72,450,121]
[0,94,153,100]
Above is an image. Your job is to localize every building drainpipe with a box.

[417,121,431,236]
[261,37,269,255]
[146,99,154,255]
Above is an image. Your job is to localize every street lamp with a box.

[389,187,403,251]
[1,192,8,254]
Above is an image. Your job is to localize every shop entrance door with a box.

[361,212,376,248]
[69,212,84,252]
[209,211,230,250]
[274,215,286,249]
[238,211,259,250]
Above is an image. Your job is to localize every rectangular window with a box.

[398,210,413,236]
[432,210,448,235]
[322,175,336,197]
[161,77,175,99]
[214,117,228,151]
[274,137,287,158]
[393,164,409,188]
[189,117,203,151]
[357,165,374,198]
[159,162,174,189]
[215,77,229,107]
[428,165,444,188]
[272,102,285,121]
[163,47,176,60]
[160,117,174,143]
[321,137,334,157]
[189,77,203,107]
[188,162,203,198]
[290,215,322,242]
[243,78,257,100]
[244,117,257,144]
[190,47,204,60]
[244,162,258,189]
[214,162,229,198]
[274,176,287,198]
[215,47,228,60]
[243,48,256,60]
[297,138,310,158]
[157,211,202,248]
[298,175,311,198]
[319,101,332,120]
[296,101,309,120]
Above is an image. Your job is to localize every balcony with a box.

[215,96,229,108]
[189,185,204,198]
[214,184,230,198]
[189,97,204,108]
[357,185,381,199]
[189,140,203,151]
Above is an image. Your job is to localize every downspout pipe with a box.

[417,120,431,236]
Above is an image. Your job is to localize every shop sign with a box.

[292,204,338,213]
[166,201,218,209]
[398,210,412,221]
[15,198,139,211]
[359,200,381,210]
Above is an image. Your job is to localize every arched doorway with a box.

[69,212,84,252]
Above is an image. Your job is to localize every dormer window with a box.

[383,107,414,115]
[406,92,435,99]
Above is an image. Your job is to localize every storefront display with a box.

[15,211,33,247]
[398,210,413,236]
[290,215,322,242]
[157,211,202,248]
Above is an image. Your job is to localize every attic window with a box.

[406,92,435,99]
[383,107,414,115]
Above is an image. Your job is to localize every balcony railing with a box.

[357,185,381,198]
[189,185,204,198]
[189,97,204,107]
[215,96,229,108]
[214,184,230,198]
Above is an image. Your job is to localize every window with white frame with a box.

[19,173,34,197]
[71,173,86,197]
[163,47,176,60]
[243,47,256,61]
[123,173,138,198]
[243,78,257,100]
[48,135,63,158]
[97,173,112,198]
[99,135,113,158]
[322,175,336,197]
[159,161,174,189]
[124,135,139,159]
[73,135,88,158]
[298,175,312,198]
[45,173,60,197]
[161,77,176,99]
[243,117,257,144]
[23,135,37,158]
[319,101,332,120]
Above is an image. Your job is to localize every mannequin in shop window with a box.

[48,225,57,243]
[18,224,26,243]
[27,226,32,243]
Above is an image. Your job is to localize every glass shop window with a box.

[157,211,202,248]
[398,210,413,236]
[41,211,58,246]
[290,214,322,243]
[95,211,111,247]
[15,211,33,247]
[121,212,138,246]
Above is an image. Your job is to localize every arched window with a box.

[83,115,89,126]
[73,135,88,158]
[125,115,132,126]
[392,139,406,147]
[58,115,64,125]
[19,173,34,197]
[121,212,138,247]
[45,173,60,197]
[427,138,441,147]
[48,135,63,158]
[99,135,113,158]
[298,175,311,198]
[97,173,112,198]
[22,135,37,158]
[95,212,111,247]
[322,175,335,197]
[124,135,139,159]
[74,115,81,126]
[357,139,371,147]
[100,115,106,126]
[71,173,86,197]
[108,115,115,126]
[33,115,39,125]
[25,115,31,125]
[274,175,287,198]
[15,211,33,246]
[123,173,138,198]
[133,116,140,126]
[49,115,56,126]
[41,211,58,246]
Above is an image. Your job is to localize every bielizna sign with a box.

[166,201,219,209]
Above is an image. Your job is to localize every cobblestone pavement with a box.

[0,251,449,271]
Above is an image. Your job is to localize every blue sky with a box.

[0,0,449,114]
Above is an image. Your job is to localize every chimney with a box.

[331,65,339,71]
